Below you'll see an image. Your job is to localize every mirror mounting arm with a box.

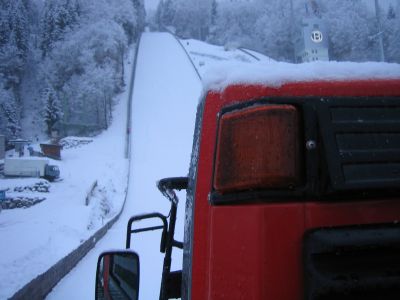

[157,177,188,205]
[124,177,188,300]
[126,213,168,252]
[157,177,188,300]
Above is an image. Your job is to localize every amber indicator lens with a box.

[213,104,301,194]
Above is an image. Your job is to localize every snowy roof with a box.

[202,61,400,91]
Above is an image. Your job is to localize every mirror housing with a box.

[95,251,140,300]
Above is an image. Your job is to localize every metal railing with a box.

[160,26,202,81]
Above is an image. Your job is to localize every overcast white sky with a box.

[144,0,396,13]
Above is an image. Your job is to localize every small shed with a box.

[40,143,62,160]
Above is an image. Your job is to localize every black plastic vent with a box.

[304,224,400,300]
[318,98,400,190]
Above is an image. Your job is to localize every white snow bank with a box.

[180,38,272,77]
[202,60,400,91]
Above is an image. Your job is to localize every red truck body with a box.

[182,79,400,300]
[104,79,400,300]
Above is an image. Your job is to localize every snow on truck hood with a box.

[202,60,400,92]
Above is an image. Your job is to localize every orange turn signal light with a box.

[213,104,301,194]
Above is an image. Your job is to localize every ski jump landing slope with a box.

[48,32,202,299]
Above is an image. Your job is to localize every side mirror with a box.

[95,251,140,300]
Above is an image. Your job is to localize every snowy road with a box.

[47,32,202,299]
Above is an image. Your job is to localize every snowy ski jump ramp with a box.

[47,32,202,299]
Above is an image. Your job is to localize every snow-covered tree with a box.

[7,0,29,61]
[0,35,25,89]
[60,64,115,130]
[201,0,399,63]
[210,0,217,26]
[209,2,261,50]
[108,0,138,44]
[387,4,396,20]
[383,3,400,63]
[132,0,146,39]
[42,8,130,130]
[0,83,21,139]
[42,84,63,135]
[169,0,213,40]
[172,0,199,38]
[0,0,144,138]
[154,0,177,29]
[0,0,31,138]
[319,0,376,62]
[254,1,293,60]
[0,0,29,89]
[155,0,164,28]
[37,0,142,132]
[40,0,80,57]
[163,0,176,26]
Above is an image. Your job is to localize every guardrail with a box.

[9,33,143,300]
[238,47,261,61]
[125,34,142,159]
[161,26,202,81]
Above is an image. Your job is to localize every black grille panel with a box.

[343,163,400,183]
[331,107,400,123]
[318,98,400,190]
[304,224,400,300]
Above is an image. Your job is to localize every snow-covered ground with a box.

[0,48,134,300]
[180,38,273,77]
[47,32,202,299]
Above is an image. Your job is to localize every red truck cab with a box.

[96,79,400,300]
[183,79,400,300]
